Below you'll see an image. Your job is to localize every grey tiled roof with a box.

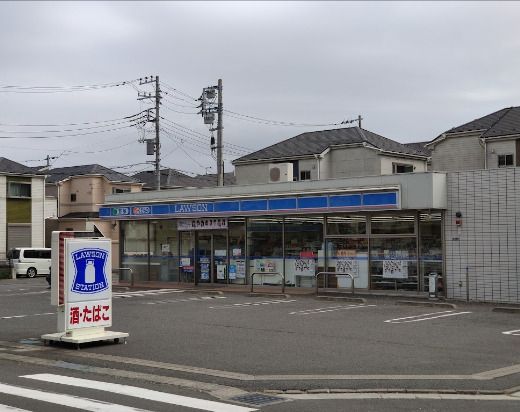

[46,164,138,184]
[193,172,236,186]
[232,126,427,163]
[133,169,199,189]
[134,169,236,189]
[0,157,39,175]
[403,142,432,157]
[444,106,520,138]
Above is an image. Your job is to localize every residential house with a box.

[0,158,46,262]
[45,164,143,267]
[231,126,430,185]
[427,106,520,171]
[134,169,236,190]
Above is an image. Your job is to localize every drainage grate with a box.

[230,393,286,407]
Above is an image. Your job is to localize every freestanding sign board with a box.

[42,232,128,347]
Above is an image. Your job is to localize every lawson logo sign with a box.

[71,248,109,294]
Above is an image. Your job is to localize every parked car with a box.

[7,248,52,278]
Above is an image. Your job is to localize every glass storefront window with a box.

[370,237,417,291]
[179,231,194,283]
[371,214,415,235]
[247,217,283,286]
[149,220,179,282]
[326,238,369,289]
[229,219,246,284]
[419,212,443,294]
[121,220,149,282]
[284,216,324,287]
[326,215,366,235]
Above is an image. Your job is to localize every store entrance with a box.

[195,231,228,284]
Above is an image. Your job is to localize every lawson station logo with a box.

[71,248,109,294]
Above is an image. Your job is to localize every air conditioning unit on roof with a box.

[269,163,293,183]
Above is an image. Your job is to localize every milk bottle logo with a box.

[71,248,109,294]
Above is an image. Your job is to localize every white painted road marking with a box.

[281,392,520,401]
[210,299,296,309]
[0,382,152,412]
[24,374,257,412]
[113,288,184,298]
[290,304,376,315]
[0,403,31,411]
[145,296,227,305]
[385,310,471,323]
[502,329,520,336]
[0,312,54,320]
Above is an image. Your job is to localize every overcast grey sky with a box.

[1,1,520,176]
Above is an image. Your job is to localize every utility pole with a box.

[357,115,363,128]
[138,75,161,190]
[199,79,224,186]
[216,79,223,187]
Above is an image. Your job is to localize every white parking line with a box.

[23,374,257,412]
[0,312,54,320]
[290,304,376,315]
[210,300,296,309]
[385,310,471,323]
[0,403,31,411]
[502,329,520,336]
[0,382,151,412]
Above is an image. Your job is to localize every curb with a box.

[492,307,520,314]
[396,300,457,309]
[183,289,224,295]
[264,388,507,395]
[316,296,367,304]
[247,293,291,299]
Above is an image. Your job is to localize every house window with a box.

[300,170,311,181]
[112,187,131,194]
[7,182,31,198]
[70,193,77,202]
[498,154,514,167]
[392,163,414,174]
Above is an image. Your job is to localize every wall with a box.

[486,139,517,169]
[31,177,45,248]
[235,163,271,185]
[431,133,485,171]
[445,167,520,303]
[380,155,428,175]
[0,176,6,260]
[327,146,381,178]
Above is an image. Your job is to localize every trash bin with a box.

[428,272,438,298]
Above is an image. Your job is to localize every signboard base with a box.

[41,330,128,347]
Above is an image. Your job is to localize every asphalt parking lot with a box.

[1,277,519,396]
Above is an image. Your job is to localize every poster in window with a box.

[229,264,237,280]
[382,250,409,279]
[235,260,246,278]
[336,258,359,277]
[294,259,315,277]
[217,265,227,279]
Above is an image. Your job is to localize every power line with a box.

[0,117,146,134]
[160,116,252,152]
[0,122,144,139]
[0,111,147,128]
[0,79,140,93]
[160,81,198,101]
[223,108,349,127]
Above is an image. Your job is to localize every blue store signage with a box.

[99,191,399,219]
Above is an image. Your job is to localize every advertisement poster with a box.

[228,265,237,280]
[235,260,246,278]
[294,259,315,277]
[217,265,227,279]
[180,257,191,267]
[382,250,409,279]
[232,248,242,257]
[336,258,359,277]
[255,259,276,272]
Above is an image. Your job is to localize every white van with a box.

[8,248,52,278]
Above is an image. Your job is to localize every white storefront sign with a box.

[177,218,228,231]
[42,233,128,346]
